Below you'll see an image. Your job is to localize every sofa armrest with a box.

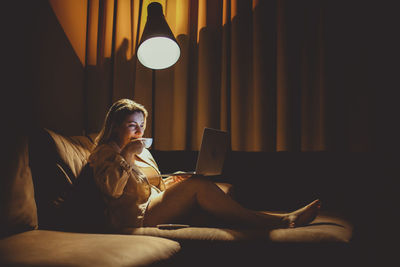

[0,230,180,267]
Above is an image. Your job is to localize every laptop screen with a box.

[195,128,230,176]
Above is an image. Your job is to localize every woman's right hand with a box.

[120,139,145,163]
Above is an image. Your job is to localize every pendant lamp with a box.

[137,2,180,70]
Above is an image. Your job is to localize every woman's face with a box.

[114,111,146,148]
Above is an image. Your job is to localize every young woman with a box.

[89,98,320,231]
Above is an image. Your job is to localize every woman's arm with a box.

[89,146,131,198]
[163,172,191,189]
[136,148,167,191]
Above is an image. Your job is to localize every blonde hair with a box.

[95,99,148,147]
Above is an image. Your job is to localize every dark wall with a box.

[152,150,397,216]
[3,1,85,137]
[323,1,399,152]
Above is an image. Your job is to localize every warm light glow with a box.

[49,0,87,65]
[137,37,180,69]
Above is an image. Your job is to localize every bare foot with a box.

[284,199,321,228]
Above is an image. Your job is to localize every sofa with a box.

[1,128,360,266]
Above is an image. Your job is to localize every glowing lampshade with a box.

[137,2,180,70]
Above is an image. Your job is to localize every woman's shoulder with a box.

[91,142,119,154]
[89,142,120,163]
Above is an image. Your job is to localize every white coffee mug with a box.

[140,138,153,148]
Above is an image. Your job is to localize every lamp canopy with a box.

[137,2,180,70]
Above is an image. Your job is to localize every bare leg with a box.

[144,177,282,228]
[143,177,319,228]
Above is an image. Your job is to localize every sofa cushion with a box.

[61,164,109,233]
[29,129,73,228]
[0,135,38,238]
[0,230,181,267]
[44,130,109,233]
[29,128,94,196]
[122,212,352,243]
[268,212,352,243]
[29,128,101,231]
[46,128,94,179]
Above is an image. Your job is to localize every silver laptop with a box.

[161,128,230,177]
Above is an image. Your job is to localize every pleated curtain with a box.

[50,0,372,151]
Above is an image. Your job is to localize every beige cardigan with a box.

[88,142,165,230]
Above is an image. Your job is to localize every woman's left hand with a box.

[163,172,191,189]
